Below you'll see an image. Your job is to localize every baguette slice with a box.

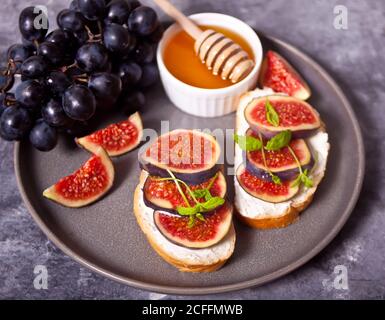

[234,88,330,229]
[133,170,236,272]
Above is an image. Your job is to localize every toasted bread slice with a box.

[234,88,330,229]
[133,170,236,272]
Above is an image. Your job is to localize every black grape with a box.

[128,6,158,36]
[42,98,73,127]
[76,43,109,73]
[45,29,76,50]
[88,72,122,109]
[138,62,159,88]
[7,44,34,64]
[72,29,89,47]
[38,42,65,66]
[65,120,92,137]
[105,0,132,25]
[69,0,80,11]
[0,93,16,117]
[57,9,86,33]
[45,71,72,97]
[78,0,107,21]
[132,41,154,64]
[116,61,142,88]
[20,56,49,78]
[0,106,33,141]
[15,80,47,109]
[62,84,96,121]
[19,6,49,42]
[146,24,164,43]
[29,119,58,151]
[119,90,145,115]
[103,23,134,54]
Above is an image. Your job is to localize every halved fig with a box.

[236,164,299,203]
[140,129,221,184]
[153,201,233,249]
[244,129,313,181]
[244,95,321,138]
[43,147,114,207]
[259,50,311,100]
[76,112,143,156]
[143,171,227,213]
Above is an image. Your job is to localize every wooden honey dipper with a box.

[153,0,255,83]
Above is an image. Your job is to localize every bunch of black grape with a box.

[0,0,161,151]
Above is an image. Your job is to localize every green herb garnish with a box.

[265,130,292,151]
[265,98,280,127]
[288,147,314,188]
[233,133,262,151]
[156,171,225,227]
[259,133,281,185]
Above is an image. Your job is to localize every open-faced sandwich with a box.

[134,129,235,272]
[234,87,330,229]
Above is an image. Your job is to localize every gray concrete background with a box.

[0,0,384,299]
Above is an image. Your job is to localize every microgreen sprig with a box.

[258,133,282,185]
[154,171,225,227]
[288,146,314,188]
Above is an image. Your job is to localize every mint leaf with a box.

[265,98,280,127]
[291,174,302,188]
[265,130,292,151]
[177,206,199,216]
[200,197,225,212]
[271,174,282,185]
[192,189,207,199]
[301,170,313,188]
[196,213,205,222]
[234,134,262,151]
[188,215,195,228]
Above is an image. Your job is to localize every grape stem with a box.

[165,170,191,207]
[85,25,103,43]
[61,63,77,73]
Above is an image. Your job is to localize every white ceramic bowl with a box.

[156,13,263,118]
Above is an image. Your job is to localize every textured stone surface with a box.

[0,0,384,299]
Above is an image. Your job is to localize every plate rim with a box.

[13,34,365,295]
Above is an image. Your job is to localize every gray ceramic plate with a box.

[14,34,364,295]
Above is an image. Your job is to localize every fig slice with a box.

[236,164,299,203]
[259,50,311,100]
[140,129,221,184]
[244,95,321,138]
[244,129,313,181]
[143,171,227,213]
[76,112,143,156]
[43,147,114,208]
[153,201,233,249]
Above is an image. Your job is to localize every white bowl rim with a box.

[156,12,263,94]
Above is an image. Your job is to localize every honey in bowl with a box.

[163,26,254,89]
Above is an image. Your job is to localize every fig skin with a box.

[142,171,227,213]
[259,50,311,100]
[236,164,299,203]
[76,112,143,156]
[139,129,222,185]
[243,129,314,181]
[153,202,233,249]
[244,95,321,138]
[139,162,221,185]
[244,157,314,182]
[43,147,114,207]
